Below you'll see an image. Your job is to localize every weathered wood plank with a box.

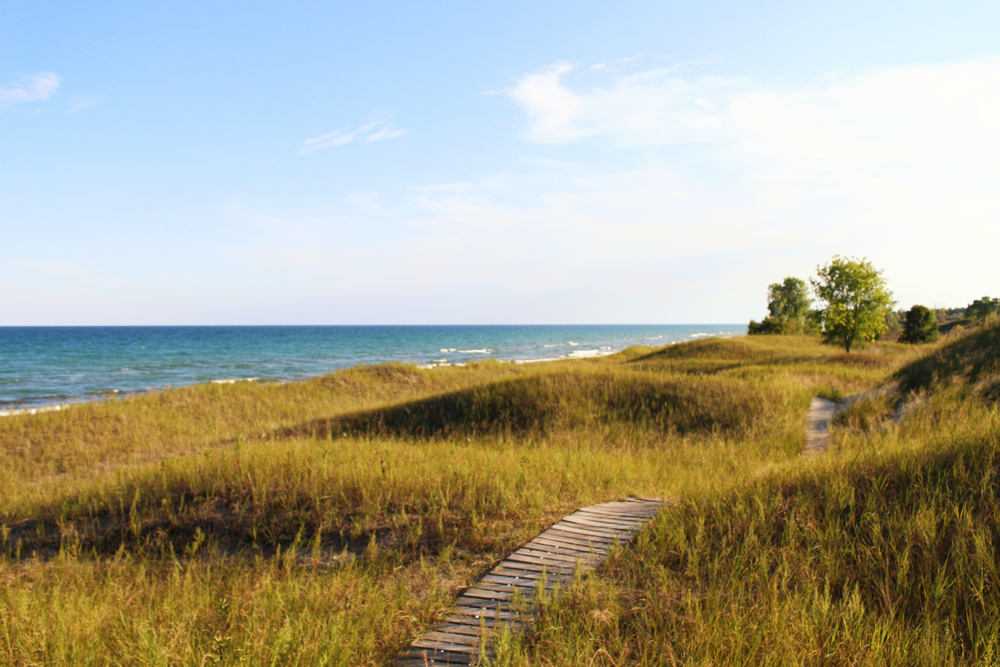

[447,606,529,621]
[496,558,578,574]
[564,513,644,530]
[544,522,631,540]
[428,623,490,637]
[561,515,637,534]
[514,550,599,568]
[490,566,575,581]
[413,639,477,653]
[441,615,524,630]
[399,648,474,665]
[420,631,482,646]
[474,579,547,595]
[535,528,615,550]
[527,535,610,554]
[577,506,657,519]
[460,587,518,602]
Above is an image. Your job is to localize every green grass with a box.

[3,330,981,665]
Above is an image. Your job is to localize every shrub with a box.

[899,305,940,344]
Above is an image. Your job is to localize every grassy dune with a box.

[3,329,990,665]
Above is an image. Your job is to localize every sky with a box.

[2,0,998,325]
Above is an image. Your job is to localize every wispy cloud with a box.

[508,60,729,145]
[67,93,102,113]
[365,123,408,142]
[299,119,408,154]
[0,72,60,108]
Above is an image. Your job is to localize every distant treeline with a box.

[748,257,997,350]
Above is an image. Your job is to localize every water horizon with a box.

[0,324,746,411]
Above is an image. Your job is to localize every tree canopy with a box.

[967,297,998,322]
[767,277,812,320]
[747,276,814,335]
[899,305,939,344]
[810,256,894,353]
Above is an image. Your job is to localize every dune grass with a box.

[0,332,966,665]
[498,324,1000,666]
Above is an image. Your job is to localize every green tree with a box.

[810,256,894,353]
[767,277,812,320]
[967,296,998,322]
[748,277,813,335]
[884,308,905,337]
[898,305,939,344]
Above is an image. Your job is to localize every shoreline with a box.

[0,328,743,416]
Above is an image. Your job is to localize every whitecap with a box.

[458,349,492,354]
[567,341,579,346]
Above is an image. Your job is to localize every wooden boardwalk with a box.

[803,396,837,455]
[394,498,663,666]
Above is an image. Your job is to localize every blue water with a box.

[0,325,745,409]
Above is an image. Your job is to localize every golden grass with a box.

[0,332,952,665]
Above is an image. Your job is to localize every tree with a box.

[747,316,788,335]
[967,297,998,323]
[748,277,813,335]
[898,305,939,344]
[810,256,894,353]
[767,277,812,320]
[884,308,905,337]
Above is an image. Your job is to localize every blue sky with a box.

[2,1,998,325]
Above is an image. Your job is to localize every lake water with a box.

[0,324,745,410]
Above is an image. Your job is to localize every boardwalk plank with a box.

[460,587,518,602]
[514,547,599,566]
[399,648,474,665]
[429,623,490,637]
[474,581,545,595]
[495,558,577,575]
[561,516,637,534]
[420,631,482,646]
[565,514,644,530]
[527,535,610,554]
[447,606,529,621]
[534,528,615,549]
[413,639,477,653]
[490,566,575,581]
[544,522,631,540]
[479,574,558,590]
[441,615,524,630]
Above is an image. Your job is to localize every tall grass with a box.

[0,334,935,665]
[496,324,1000,666]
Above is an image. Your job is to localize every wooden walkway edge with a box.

[394,498,664,666]
[803,396,837,455]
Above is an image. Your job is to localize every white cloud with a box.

[365,123,408,142]
[299,119,408,154]
[398,56,1000,315]
[67,94,101,112]
[0,72,60,107]
[508,61,730,145]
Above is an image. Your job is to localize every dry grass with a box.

[0,333,943,665]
